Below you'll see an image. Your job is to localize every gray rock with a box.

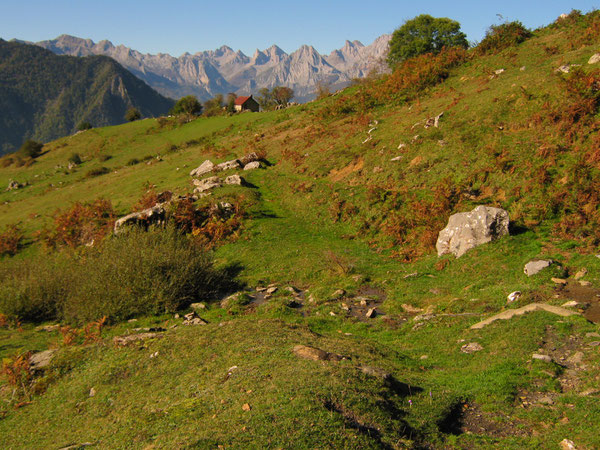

[193,176,222,193]
[436,206,509,257]
[507,291,521,303]
[366,308,376,318]
[243,161,261,170]
[216,159,241,171]
[29,349,56,371]
[189,160,215,177]
[223,174,243,185]
[292,345,344,362]
[6,180,23,191]
[360,366,391,380]
[114,204,167,233]
[461,342,483,353]
[182,311,207,326]
[524,259,553,276]
[588,53,600,65]
[532,353,552,363]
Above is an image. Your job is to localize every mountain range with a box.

[0,39,174,155]
[31,34,391,102]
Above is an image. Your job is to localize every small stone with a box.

[574,268,587,280]
[242,403,251,412]
[524,260,552,276]
[366,308,376,318]
[520,66,526,71]
[401,304,423,313]
[293,345,344,361]
[494,68,505,75]
[578,280,592,287]
[243,161,260,170]
[390,156,403,161]
[285,286,299,294]
[559,438,577,450]
[537,396,554,405]
[216,159,241,171]
[552,277,568,285]
[586,332,600,338]
[223,174,243,186]
[532,353,552,363]
[507,291,522,303]
[190,302,206,311]
[360,366,391,380]
[266,286,278,294]
[331,289,345,299]
[29,350,56,371]
[562,301,581,308]
[341,303,350,311]
[588,341,600,347]
[461,342,483,353]
[359,299,367,307]
[89,388,96,397]
[589,53,600,65]
[397,143,406,150]
[568,351,584,365]
[420,355,428,360]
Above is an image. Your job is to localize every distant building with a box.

[234,95,259,112]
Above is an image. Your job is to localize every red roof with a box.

[234,96,252,106]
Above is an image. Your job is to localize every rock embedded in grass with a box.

[436,205,509,257]
[292,345,345,362]
[524,260,553,276]
[189,160,214,177]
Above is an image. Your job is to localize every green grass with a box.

[1,12,600,448]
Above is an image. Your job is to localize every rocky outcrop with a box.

[6,180,24,191]
[436,206,509,257]
[29,349,56,371]
[114,204,167,233]
[189,160,214,177]
[193,176,222,193]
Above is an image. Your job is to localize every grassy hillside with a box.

[0,40,174,155]
[1,11,600,448]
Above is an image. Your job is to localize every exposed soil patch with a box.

[328,157,364,182]
[553,282,600,323]
[439,401,530,438]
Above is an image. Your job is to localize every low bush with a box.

[68,153,82,165]
[476,21,532,55]
[42,198,115,249]
[85,167,110,178]
[0,224,24,256]
[0,227,232,324]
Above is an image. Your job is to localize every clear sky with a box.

[1,1,598,56]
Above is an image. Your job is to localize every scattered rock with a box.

[372,166,383,173]
[536,396,554,405]
[190,302,207,311]
[89,387,96,397]
[532,353,552,363]
[552,277,568,285]
[113,332,163,346]
[397,143,406,150]
[461,342,483,353]
[242,403,251,412]
[588,54,600,65]
[403,272,418,279]
[401,304,423,313]
[266,286,278,294]
[114,204,167,233]
[436,205,510,257]
[6,180,24,191]
[586,332,600,338]
[559,438,577,450]
[285,286,300,294]
[243,161,260,170]
[494,68,505,75]
[574,268,587,280]
[568,351,584,365]
[360,366,391,380]
[216,159,241,171]
[223,174,243,186]
[562,301,582,308]
[470,303,580,329]
[520,66,526,71]
[524,260,553,276]
[390,156,403,161]
[366,308,376,318]
[331,289,345,299]
[189,160,215,177]
[37,324,60,332]
[556,64,581,74]
[193,176,222,193]
[424,112,444,128]
[578,280,592,287]
[292,345,345,362]
[182,312,207,326]
[507,291,522,303]
[29,350,56,371]
[239,152,259,165]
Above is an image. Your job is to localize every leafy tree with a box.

[226,93,237,113]
[387,14,468,67]
[170,95,202,116]
[257,88,274,110]
[125,107,141,122]
[18,140,43,159]
[203,94,224,117]
[476,21,532,55]
[77,121,92,131]
[272,86,294,107]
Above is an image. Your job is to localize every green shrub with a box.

[18,140,43,159]
[85,167,110,178]
[476,21,532,55]
[126,158,140,166]
[68,153,82,165]
[0,227,231,324]
[77,121,92,131]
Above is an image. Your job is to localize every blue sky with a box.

[1,1,598,56]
